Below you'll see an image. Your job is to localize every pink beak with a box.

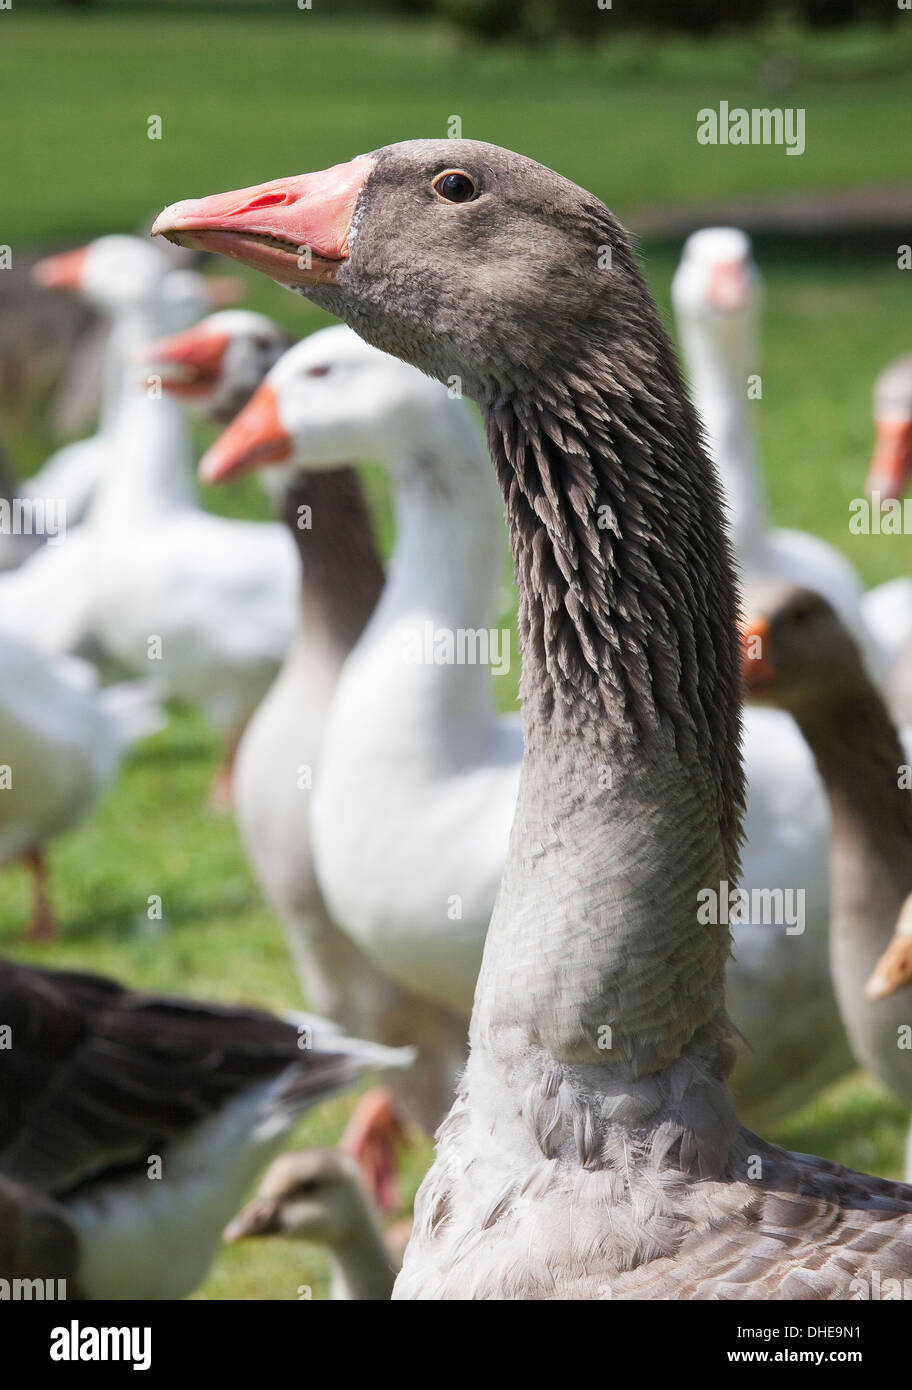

[32,245,89,293]
[151,158,375,288]
[865,417,912,500]
[142,327,233,398]
[708,259,751,311]
[199,383,292,483]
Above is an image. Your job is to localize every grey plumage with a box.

[156,136,912,1299]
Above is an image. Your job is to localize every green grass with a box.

[1,12,910,1297]
[2,12,912,246]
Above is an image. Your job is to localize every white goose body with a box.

[23,239,220,528]
[0,241,226,660]
[0,630,162,866]
[312,455,522,1014]
[145,316,468,1149]
[85,353,298,734]
[212,329,522,1019]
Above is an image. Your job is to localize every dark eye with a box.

[293,1180,318,1196]
[433,170,477,204]
[306,365,331,378]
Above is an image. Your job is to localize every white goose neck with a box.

[677,314,771,567]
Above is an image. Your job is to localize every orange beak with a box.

[708,259,751,311]
[740,615,774,691]
[198,382,291,483]
[32,245,89,293]
[142,327,232,398]
[865,417,912,501]
[866,895,912,1001]
[152,158,375,289]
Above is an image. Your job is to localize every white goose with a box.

[0,442,43,574]
[82,301,300,801]
[0,631,163,940]
[148,315,468,1200]
[673,228,860,1110]
[672,228,871,630]
[0,241,231,661]
[0,958,412,1299]
[201,326,521,1018]
[202,328,845,1118]
[25,238,239,526]
[860,354,912,695]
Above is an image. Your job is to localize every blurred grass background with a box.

[0,8,910,1297]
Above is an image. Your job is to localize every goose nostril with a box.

[242,191,292,212]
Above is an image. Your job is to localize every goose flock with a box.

[1,138,911,1300]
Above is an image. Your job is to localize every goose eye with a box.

[433,170,477,204]
[306,365,331,378]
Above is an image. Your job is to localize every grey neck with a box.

[471,310,744,1097]
[280,468,383,656]
[793,685,912,958]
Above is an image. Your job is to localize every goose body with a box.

[0,960,411,1299]
[81,303,300,741]
[203,327,520,1019]
[203,314,837,1115]
[0,240,227,661]
[25,238,224,527]
[0,630,163,937]
[744,580,912,1178]
[862,355,912,702]
[155,137,912,1299]
[150,314,467,1142]
[0,444,44,574]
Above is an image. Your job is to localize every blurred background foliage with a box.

[30,0,911,41]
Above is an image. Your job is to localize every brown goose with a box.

[742,579,912,1180]
[0,958,411,1299]
[155,139,912,1299]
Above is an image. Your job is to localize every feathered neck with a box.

[486,324,744,873]
[280,468,383,652]
[791,680,912,950]
[470,287,745,1112]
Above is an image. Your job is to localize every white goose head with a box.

[141,309,291,422]
[866,354,912,500]
[198,322,476,489]
[670,226,761,329]
[33,234,240,336]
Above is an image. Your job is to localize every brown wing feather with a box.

[0,960,359,1194]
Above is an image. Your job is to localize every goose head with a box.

[154,140,657,403]
[865,355,912,501]
[223,1148,373,1247]
[198,322,471,486]
[671,227,761,355]
[140,310,291,422]
[34,234,241,334]
[741,579,868,714]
